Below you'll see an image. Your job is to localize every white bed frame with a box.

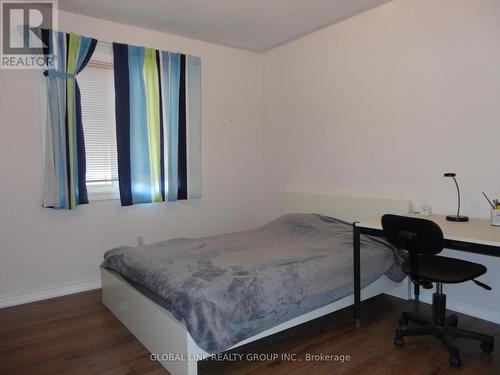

[102,192,411,375]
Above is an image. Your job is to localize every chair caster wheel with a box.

[480,341,494,353]
[394,332,404,348]
[449,350,461,368]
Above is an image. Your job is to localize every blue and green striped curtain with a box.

[42,30,97,209]
[113,43,202,206]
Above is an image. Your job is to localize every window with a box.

[78,42,119,200]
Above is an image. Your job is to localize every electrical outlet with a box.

[137,236,145,247]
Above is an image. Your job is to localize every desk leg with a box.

[353,224,361,328]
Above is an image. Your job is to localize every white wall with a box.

[0,10,264,306]
[262,0,500,221]
[262,0,500,322]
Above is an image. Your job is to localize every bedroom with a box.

[1,0,499,374]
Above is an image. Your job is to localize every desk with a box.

[353,214,500,327]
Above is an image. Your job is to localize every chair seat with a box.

[402,255,486,284]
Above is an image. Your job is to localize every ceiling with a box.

[58,0,391,52]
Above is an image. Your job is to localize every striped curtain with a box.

[41,30,97,209]
[113,43,202,206]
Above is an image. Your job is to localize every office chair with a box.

[381,214,494,367]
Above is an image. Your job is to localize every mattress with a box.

[102,213,404,353]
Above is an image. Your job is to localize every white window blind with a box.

[78,42,119,200]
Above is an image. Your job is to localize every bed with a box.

[101,192,411,375]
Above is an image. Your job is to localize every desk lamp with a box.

[444,172,469,222]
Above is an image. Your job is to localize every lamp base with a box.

[446,215,469,222]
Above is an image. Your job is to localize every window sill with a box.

[88,192,120,201]
[87,184,120,202]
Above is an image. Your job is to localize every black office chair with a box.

[381,214,494,367]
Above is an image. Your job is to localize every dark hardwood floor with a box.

[1,290,498,374]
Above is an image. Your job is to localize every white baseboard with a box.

[3,278,498,327]
[416,294,500,325]
[0,279,101,308]
[385,277,411,300]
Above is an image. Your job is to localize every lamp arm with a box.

[452,176,460,217]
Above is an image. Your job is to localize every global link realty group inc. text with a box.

[150,352,352,363]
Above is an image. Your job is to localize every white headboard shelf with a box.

[281,192,410,223]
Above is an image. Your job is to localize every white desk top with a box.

[357,214,500,248]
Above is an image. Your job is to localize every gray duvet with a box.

[102,213,404,353]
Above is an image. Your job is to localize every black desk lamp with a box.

[444,172,469,222]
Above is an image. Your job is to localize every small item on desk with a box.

[490,209,500,226]
[482,192,495,209]
[421,205,432,216]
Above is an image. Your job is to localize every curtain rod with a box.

[38,28,192,56]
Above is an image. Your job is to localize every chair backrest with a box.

[382,214,444,282]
